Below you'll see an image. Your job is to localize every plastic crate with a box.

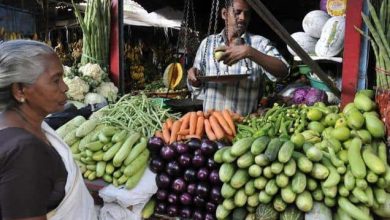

[307,74,331,92]
[298,64,311,75]
[298,65,331,92]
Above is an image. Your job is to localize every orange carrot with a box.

[179,112,190,122]
[166,117,174,129]
[177,129,190,136]
[177,135,182,141]
[213,111,233,136]
[209,115,225,140]
[179,113,191,131]
[226,135,234,142]
[155,130,163,139]
[186,134,201,139]
[195,116,205,137]
[204,119,216,141]
[189,112,197,135]
[196,111,204,117]
[231,112,243,122]
[169,120,182,144]
[204,109,214,119]
[227,109,234,116]
[222,109,236,135]
[162,123,171,144]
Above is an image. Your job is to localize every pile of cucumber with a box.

[215,90,390,220]
[57,116,150,189]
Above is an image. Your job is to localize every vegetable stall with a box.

[1,0,390,219]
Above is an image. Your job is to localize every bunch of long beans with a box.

[359,0,390,89]
[97,94,181,137]
[71,0,110,67]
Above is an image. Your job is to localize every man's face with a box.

[222,0,251,37]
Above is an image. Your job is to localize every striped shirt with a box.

[192,30,288,115]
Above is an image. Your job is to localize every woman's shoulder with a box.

[0,127,47,155]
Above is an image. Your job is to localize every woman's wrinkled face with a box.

[23,54,68,115]
[222,0,251,37]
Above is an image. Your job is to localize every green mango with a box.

[326,138,342,152]
[321,127,334,139]
[342,103,356,115]
[331,127,350,141]
[351,129,372,144]
[346,110,365,130]
[342,139,352,150]
[354,93,375,112]
[324,113,340,126]
[364,115,386,138]
[363,111,380,118]
[307,108,323,121]
[335,117,348,128]
[308,121,325,133]
[357,89,374,99]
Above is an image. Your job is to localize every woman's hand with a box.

[187,67,201,87]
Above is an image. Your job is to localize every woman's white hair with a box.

[0,40,56,111]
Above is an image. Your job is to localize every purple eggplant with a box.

[180,192,193,205]
[178,154,191,167]
[167,193,179,204]
[205,213,216,220]
[192,209,204,220]
[210,186,222,203]
[215,140,228,149]
[167,204,179,217]
[206,158,217,169]
[147,136,165,152]
[193,195,206,207]
[206,202,217,213]
[197,168,209,181]
[200,139,218,156]
[187,138,201,151]
[166,161,181,176]
[160,145,176,160]
[156,189,168,201]
[149,157,165,173]
[193,149,202,156]
[180,206,192,218]
[172,178,186,193]
[175,142,189,154]
[192,154,205,167]
[156,173,170,189]
[155,202,167,214]
[187,183,197,195]
[184,169,197,182]
[196,182,209,198]
[208,169,221,185]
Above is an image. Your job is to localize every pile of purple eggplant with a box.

[147,136,226,220]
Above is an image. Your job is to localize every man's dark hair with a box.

[224,0,233,7]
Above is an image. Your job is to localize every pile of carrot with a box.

[155,109,243,144]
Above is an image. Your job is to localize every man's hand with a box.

[187,67,201,87]
[216,45,251,66]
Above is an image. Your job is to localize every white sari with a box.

[42,122,97,220]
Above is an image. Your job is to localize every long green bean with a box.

[360,0,390,89]
[97,94,180,137]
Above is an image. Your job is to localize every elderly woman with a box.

[0,40,96,220]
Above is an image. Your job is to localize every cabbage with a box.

[305,88,327,106]
[292,87,328,106]
[292,87,310,104]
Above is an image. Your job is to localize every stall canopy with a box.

[123,0,183,29]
